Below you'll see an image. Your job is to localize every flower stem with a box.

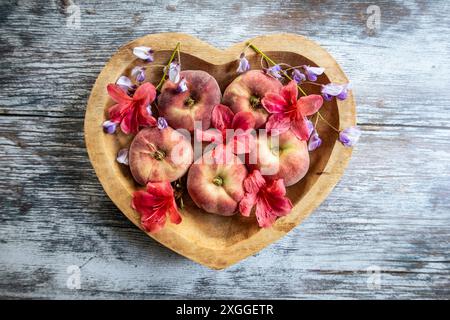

[247,43,307,96]
[156,42,181,91]
[317,112,340,132]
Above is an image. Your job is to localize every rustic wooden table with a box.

[1,0,449,299]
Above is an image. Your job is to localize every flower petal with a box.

[321,83,345,97]
[263,179,293,216]
[239,192,257,217]
[107,84,132,103]
[195,128,223,143]
[237,54,250,73]
[211,104,234,131]
[116,76,135,91]
[290,115,311,141]
[157,117,168,129]
[308,130,322,151]
[297,94,323,116]
[280,80,298,106]
[168,62,181,83]
[339,126,361,147]
[102,120,117,134]
[116,148,129,165]
[133,46,154,62]
[133,82,156,103]
[266,113,291,136]
[232,111,255,131]
[243,170,266,194]
[231,130,256,154]
[261,93,288,113]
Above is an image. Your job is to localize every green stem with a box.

[317,112,340,132]
[247,43,307,96]
[155,42,181,91]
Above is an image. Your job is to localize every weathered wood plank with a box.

[1,0,450,299]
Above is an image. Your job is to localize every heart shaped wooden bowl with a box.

[84,33,356,269]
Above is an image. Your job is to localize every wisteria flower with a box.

[321,83,351,101]
[339,126,361,147]
[116,148,129,165]
[303,65,325,81]
[264,64,283,79]
[262,80,323,140]
[176,77,188,93]
[239,170,293,228]
[133,46,154,62]
[308,129,322,151]
[116,76,136,93]
[237,53,250,73]
[131,66,146,82]
[157,117,168,130]
[292,69,306,84]
[168,61,181,83]
[132,181,182,233]
[102,120,117,134]
[196,104,255,161]
[107,82,157,134]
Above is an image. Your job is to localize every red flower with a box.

[262,80,323,140]
[131,181,182,233]
[107,82,157,135]
[239,170,293,228]
[196,104,255,162]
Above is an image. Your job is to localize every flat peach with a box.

[222,70,282,128]
[187,151,247,216]
[128,126,193,185]
[157,70,221,132]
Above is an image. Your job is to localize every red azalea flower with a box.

[239,170,293,228]
[262,80,323,140]
[131,181,182,233]
[107,82,157,135]
[196,104,255,161]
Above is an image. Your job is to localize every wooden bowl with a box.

[84,33,356,269]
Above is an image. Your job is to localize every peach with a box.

[222,70,282,128]
[247,130,310,186]
[187,152,247,216]
[157,70,221,132]
[128,126,193,185]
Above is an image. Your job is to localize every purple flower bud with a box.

[265,64,283,79]
[116,76,135,92]
[102,120,117,134]
[339,126,361,147]
[116,148,129,165]
[292,69,306,84]
[131,66,146,82]
[133,46,154,62]
[237,53,250,73]
[157,117,168,130]
[303,65,325,82]
[308,130,322,151]
[168,61,181,83]
[176,77,188,93]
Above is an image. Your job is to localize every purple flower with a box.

[116,76,136,92]
[146,105,152,116]
[308,130,322,151]
[168,61,181,83]
[131,66,146,82]
[116,148,129,165]
[237,53,250,73]
[102,120,117,134]
[157,117,168,130]
[176,77,188,93]
[265,64,283,79]
[292,69,306,84]
[306,119,314,138]
[303,65,325,82]
[339,126,361,147]
[133,46,154,62]
[321,83,351,101]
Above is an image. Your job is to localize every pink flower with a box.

[107,82,157,135]
[196,104,256,161]
[131,181,182,233]
[262,80,323,140]
[239,170,293,228]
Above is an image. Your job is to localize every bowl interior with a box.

[103,50,338,249]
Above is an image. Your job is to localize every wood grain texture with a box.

[1,0,449,298]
